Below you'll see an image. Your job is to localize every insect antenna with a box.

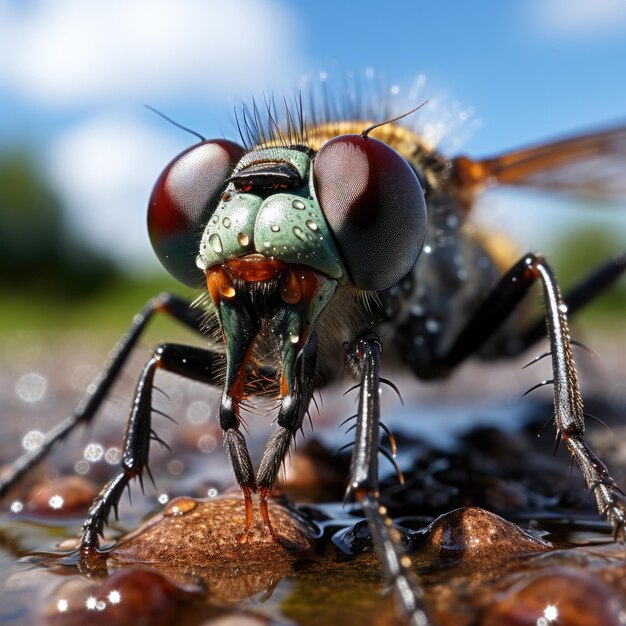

[361,100,429,138]
[144,105,206,142]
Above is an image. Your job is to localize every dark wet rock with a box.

[26,475,98,515]
[417,507,551,563]
[481,568,626,626]
[278,439,350,501]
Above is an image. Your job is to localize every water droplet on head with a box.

[222,217,231,228]
[237,232,250,247]
[271,224,280,232]
[306,220,318,231]
[209,234,223,254]
[164,496,198,517]
[292,199,305,210]
[293,226,306,242]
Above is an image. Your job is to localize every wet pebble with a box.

[109,495,317,603]
[420,507,551,562]
[26,475,98,515]
[481,569,626,626]
[40,569,199,626]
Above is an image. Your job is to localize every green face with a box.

[195,147,348,284]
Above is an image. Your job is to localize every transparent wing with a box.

[452,125,626,200]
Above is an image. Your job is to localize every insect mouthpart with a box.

[205,254,337,401]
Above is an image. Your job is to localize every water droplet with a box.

[209,234,223,254]
[164,496,197,516]
[195,255,205,269]
[446,215,459,228]
[57,599,69,613]
[271,224,280,232]
[105,447,122,464]
[16,372,47,403]
[423,245,432,254]
[75,460,89,475]
[292,199,305,210]
[168,459,184,475]
[48,494,64,510]
[263,240,271,248]
[289,333,300,344]
[186,400,209,425]
[211,215,219,224]
[158,493,169,504]
[425,318,440,333]
[306,220,319,231]
[559,303,568,313]
[197,434,216,454]
[84,442,104,462]
[207,487,219,498]
[222,217,231,228]
[108,590,122,605]
[293,226,306,241]
[22,430,44,451]
[10,500,23,514]
[237,232,250,246]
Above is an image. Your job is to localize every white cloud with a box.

[528,0,626,38]
[0,0,301,105]
[48,114,183,274]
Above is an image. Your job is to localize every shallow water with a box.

[1,341,626,625]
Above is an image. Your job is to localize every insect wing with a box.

[453,125,626,200]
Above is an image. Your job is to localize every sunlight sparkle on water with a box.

[22,430,44,451]
[57,598,68,613]
[48,495,64,510]
[108,590,121,605]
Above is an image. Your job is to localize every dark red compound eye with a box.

[148,139,245,286]
[313,135,427,291]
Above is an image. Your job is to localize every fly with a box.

[1,95,626,626]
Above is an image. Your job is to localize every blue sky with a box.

[1,0,625,273]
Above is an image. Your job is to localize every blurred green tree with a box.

[0,152,119,298]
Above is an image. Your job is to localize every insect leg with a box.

[256,334,317,537]
[518,252,626,351]
[346,330,432,626]
[0,293,213,499]
[439,253,626,538]
[80,342,225,568]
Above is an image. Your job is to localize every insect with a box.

[1,93,625,626]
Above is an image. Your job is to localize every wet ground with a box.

[1,332,626,625]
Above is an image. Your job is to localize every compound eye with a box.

[148,139,245,286]
[313,135,427,291]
